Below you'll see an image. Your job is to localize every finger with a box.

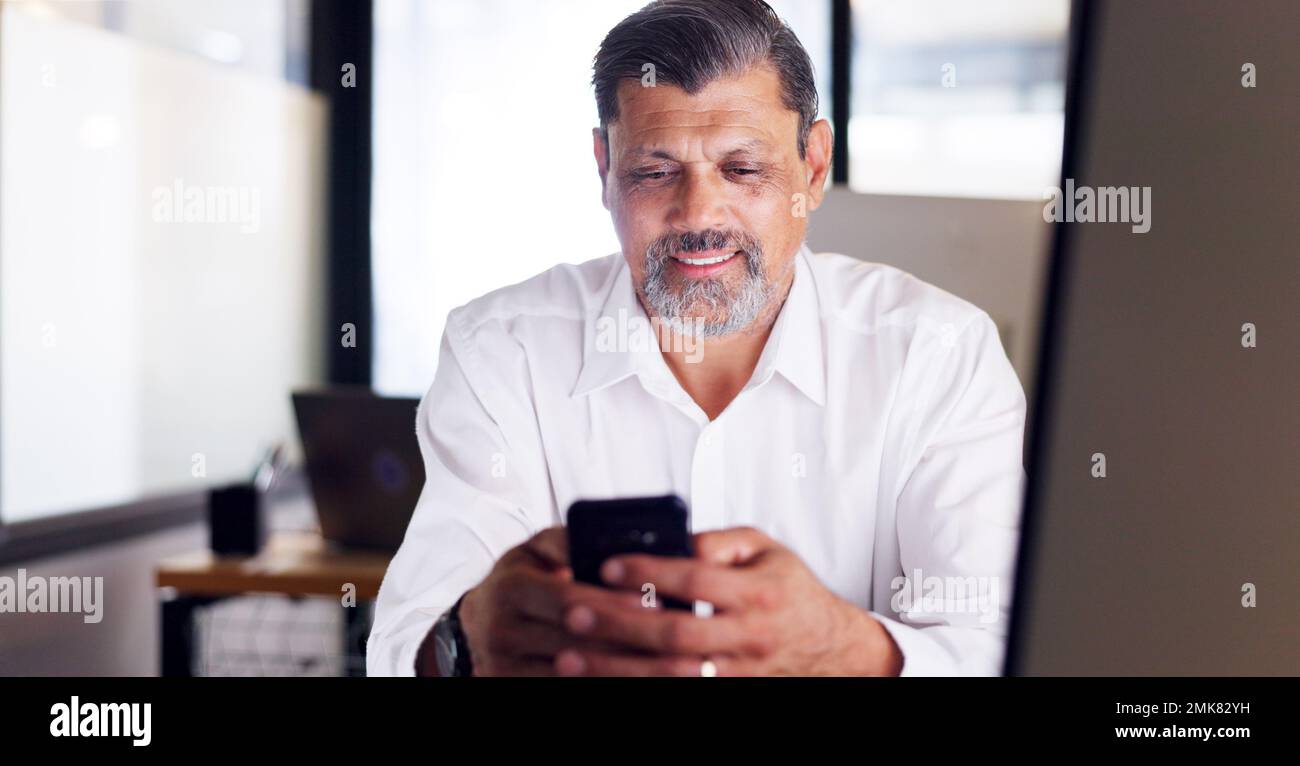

[505,570,642,626]
[693,526,778,566]
[600,554,762,611]
[701,654,762,677]
[492,614,635,658]
[554,648,705,677]
[481,655,557,677]
[565,600,755,655]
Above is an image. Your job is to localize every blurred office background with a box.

[0,0,1066,675]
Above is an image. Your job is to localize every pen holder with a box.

[208,482,267,556]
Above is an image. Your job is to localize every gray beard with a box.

[641,239,777,339]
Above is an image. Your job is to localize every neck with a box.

[647,268,795,421]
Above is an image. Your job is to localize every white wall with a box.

[1,4,327,522]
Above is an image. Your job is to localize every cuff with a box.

[366,609,440,677]
[870,611,962,677]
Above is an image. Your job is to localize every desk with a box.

[156,532,392,676]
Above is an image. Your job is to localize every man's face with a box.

[594,64,830,337]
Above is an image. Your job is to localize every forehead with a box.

[609,65,798,157]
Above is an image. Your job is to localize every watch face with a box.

[433,628,457,677]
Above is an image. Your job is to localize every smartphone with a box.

[566,494,694,611]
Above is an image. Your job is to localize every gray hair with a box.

[642,228,775,337]
[592,0,819,158]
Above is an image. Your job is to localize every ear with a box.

[802,119,834,211]
[592,126,610,210]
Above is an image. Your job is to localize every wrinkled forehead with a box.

[607,65,799,162]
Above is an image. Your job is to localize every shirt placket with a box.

[688,420,726,534]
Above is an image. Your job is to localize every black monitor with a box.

[1007,0,1299,675]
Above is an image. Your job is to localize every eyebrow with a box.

[624,138,772,162]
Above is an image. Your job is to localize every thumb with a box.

[692,526,776,566]
[523,526,569,570]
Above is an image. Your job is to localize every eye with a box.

[632,166,674,181]
[727,166,761,177]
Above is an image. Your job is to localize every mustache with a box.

[645,229,763,265]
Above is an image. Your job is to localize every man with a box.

[368,0,1025,676]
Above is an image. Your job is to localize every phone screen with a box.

[565,494,694,611]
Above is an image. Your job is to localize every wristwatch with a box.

[431,594,474,677]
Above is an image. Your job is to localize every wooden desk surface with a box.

[155,531,392,599]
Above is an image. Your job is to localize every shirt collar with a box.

[749,244,826,406]
[571,244,826,407]
[570,252,664,398]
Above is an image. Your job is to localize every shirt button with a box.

[703,434,715,447]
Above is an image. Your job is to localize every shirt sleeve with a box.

[873,311,1027,676]
[365,310,555,676]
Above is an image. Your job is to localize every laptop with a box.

[292,388,424,551]
[1006,0,1299,674]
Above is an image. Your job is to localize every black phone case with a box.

[566,494,694,611]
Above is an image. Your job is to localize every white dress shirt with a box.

[367,244,1026,676]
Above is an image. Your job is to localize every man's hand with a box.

[555,526,904,676]
[416,527,642,676]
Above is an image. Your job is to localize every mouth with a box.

[669,249,742,278]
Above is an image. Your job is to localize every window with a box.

[849,0,1069,199]
[16,0,310,83]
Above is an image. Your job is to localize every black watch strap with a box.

[434,593,474,677]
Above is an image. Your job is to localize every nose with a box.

[666,168,728,234]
